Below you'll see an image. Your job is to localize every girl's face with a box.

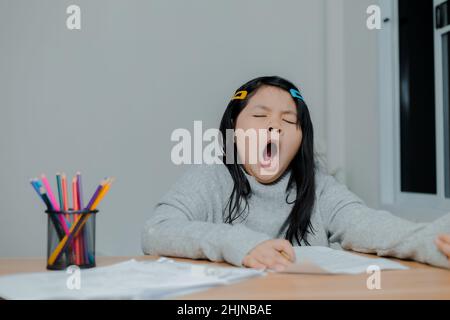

[235,85,302,184]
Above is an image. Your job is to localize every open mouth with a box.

[260,140,279,169]
[263,142,277,161]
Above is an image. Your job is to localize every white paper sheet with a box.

[0,258,265,300]
[281,246,409,274]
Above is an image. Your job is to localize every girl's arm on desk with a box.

[318,172,450,269]
[141,165,271,267]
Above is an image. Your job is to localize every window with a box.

[443,32,450,197]
[379,0,450,215]
[398,0,437,194]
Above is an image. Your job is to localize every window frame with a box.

[378,0,450,219]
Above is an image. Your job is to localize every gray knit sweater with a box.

[141,164,450,268]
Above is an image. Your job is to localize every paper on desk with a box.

[0,258,265,300]
[281,246,409,274]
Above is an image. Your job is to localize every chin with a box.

[253,167,284,184]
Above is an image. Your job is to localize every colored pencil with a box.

[30,179,42,199]
[56,173,71,228]
[77,172,90,264]
[61,173,74,263]
[85,180,106,210]
[76,172,84,209]
[39,187,65,240]
[56,173,64,212]
[41,174,70,235]
[48,178,113,266]
[41,174,59,211]
[72,177,78,262]
[83,176,105,265]
[61,173,68,213]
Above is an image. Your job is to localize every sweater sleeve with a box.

[141,165,272,267]
[318,173,450,269]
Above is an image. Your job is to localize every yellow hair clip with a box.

[231,91,248,101]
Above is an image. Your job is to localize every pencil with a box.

[39,187,66,241]
[280,250,292,262]
[56,173,70,227]
[72,177,83,265]
[83,176,108,264]
[48,178,114,266]
[31,179,69,261]
[56,173,64,212]
[41,174,69,235]
[76,172,88,263]
[61,173,69,221]
[61,173,73,262]
[76,172,84,209]
[85,179,107,210]
[30,179,43,200]
[41,174,59,211]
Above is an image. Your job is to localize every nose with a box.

[268,126,282,135]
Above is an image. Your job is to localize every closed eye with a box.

[253,115,267,118]
[283,119,297,124]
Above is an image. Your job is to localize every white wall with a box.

[342,0,381,208]
[2,0,414,257]
[0,0,331,257]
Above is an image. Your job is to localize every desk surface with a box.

[1,256,449,299]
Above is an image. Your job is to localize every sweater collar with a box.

[241,166,293,199]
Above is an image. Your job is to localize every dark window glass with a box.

[398,0,437,194]
[443,32,450,198]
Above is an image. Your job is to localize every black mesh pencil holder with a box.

[45,209,98,270]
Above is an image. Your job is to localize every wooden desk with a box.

[0,256,449,299]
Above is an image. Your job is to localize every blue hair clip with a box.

[290,89,305,102]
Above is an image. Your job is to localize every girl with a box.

[142,76,450,271]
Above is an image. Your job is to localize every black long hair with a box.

[219,76,316,246]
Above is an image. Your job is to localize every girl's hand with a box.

[435,235,450,262]
[242,239,296,271]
